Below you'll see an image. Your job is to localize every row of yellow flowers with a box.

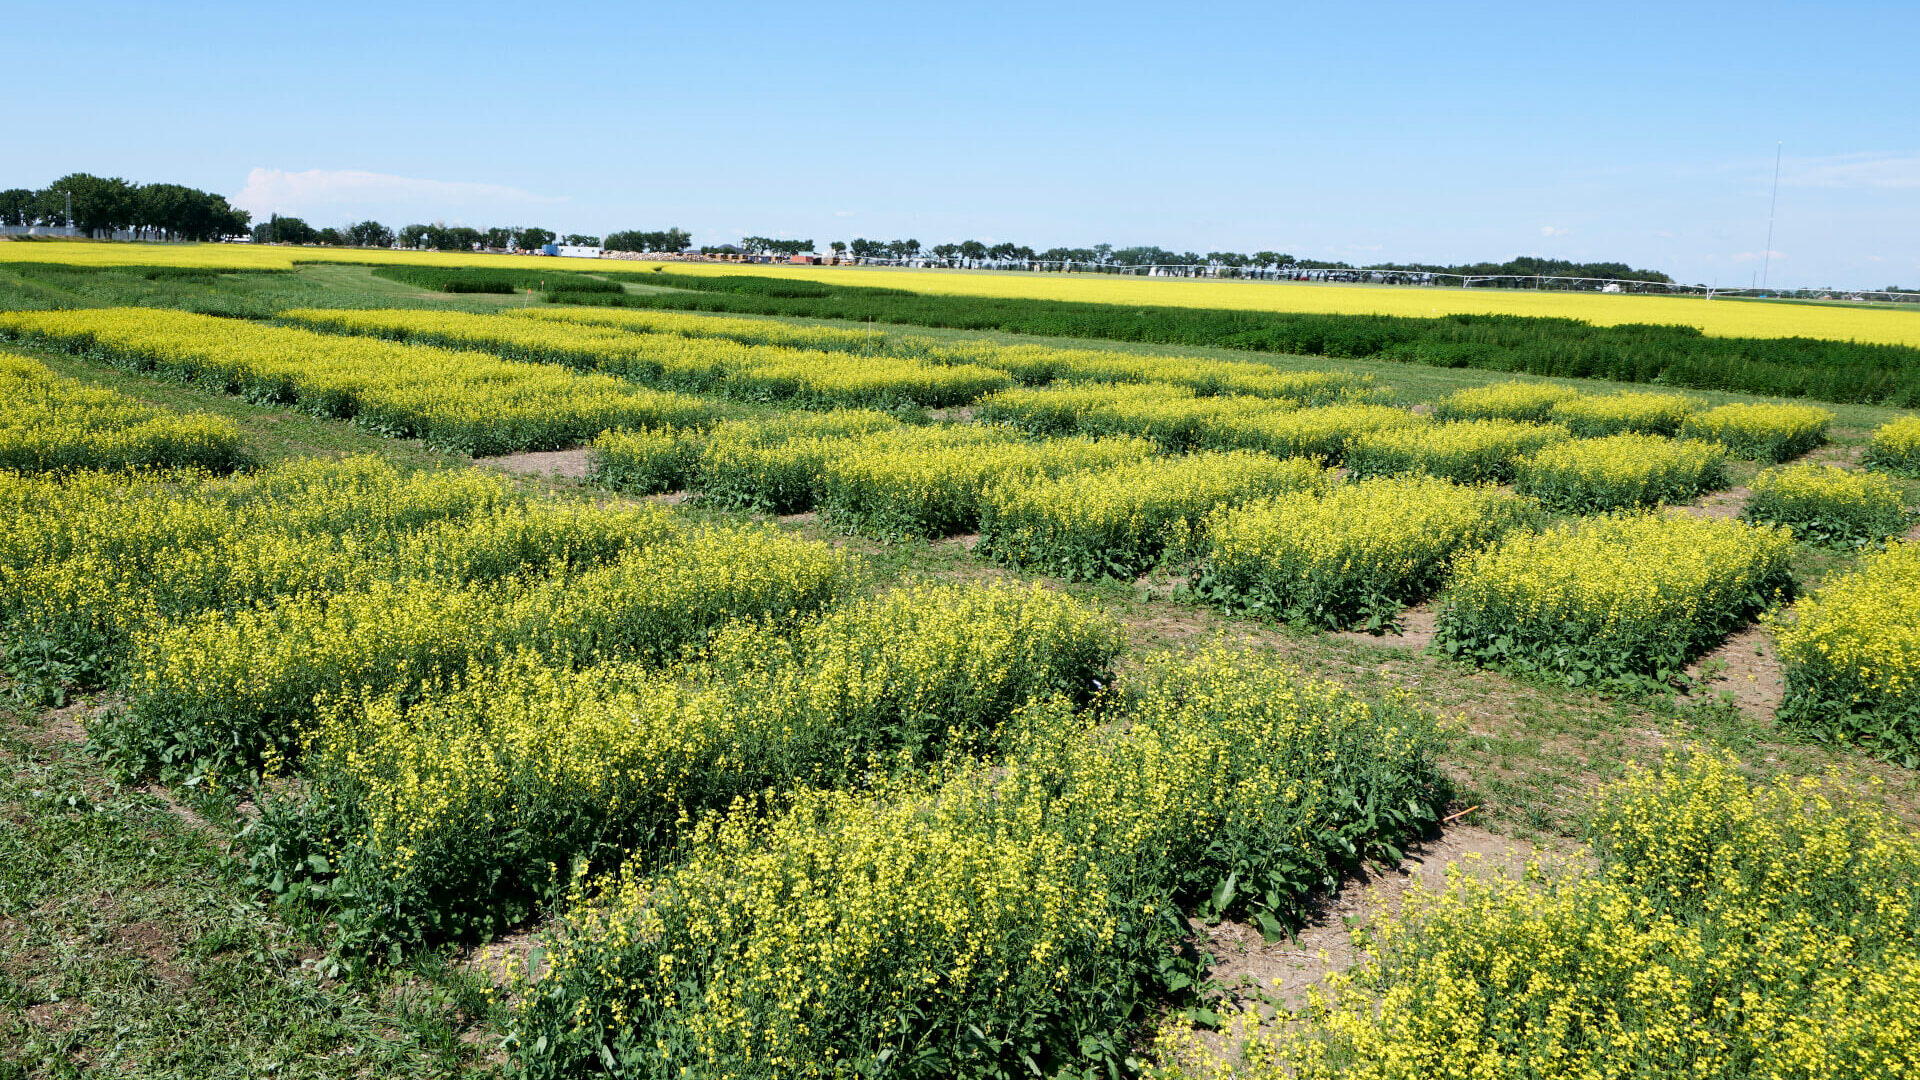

[0,308,719,455]
[269,581,1126,957]
[508,646,1452,1078]
[0,352,250,474]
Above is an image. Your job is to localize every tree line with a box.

[1,172,1673,284]
[825,241,1671,282]
[1,173,249,241]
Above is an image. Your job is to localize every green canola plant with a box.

[1192,476,1542,632]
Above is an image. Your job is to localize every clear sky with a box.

[7,1,1916,289]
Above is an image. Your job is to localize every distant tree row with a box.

[245,217,563,252]
[1,173,249,240]
[825,240,1671,282]
[838,240,1294,270]
[1361,255,1674,284]
[605,228,693,253]
[0,174,1676,285]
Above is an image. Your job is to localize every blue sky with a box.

[8,1,1917,288]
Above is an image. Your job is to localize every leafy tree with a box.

[829,241,847,257]
[0,188,34,226]
[958,240,987,267]
[1252,251,1290,268]
[127,183,247,241]
[440,226,484,251]
[41,173,136,236]
[604,228,692,253]
[1040,247,1096,263]
[562,234,601,247]
[348,220,394,248]
[1109,245,1177,267]
[518,227,556,250]
[252,214,316,244]
[313,227,345,246]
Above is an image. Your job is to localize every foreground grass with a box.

[0,698,508,1079]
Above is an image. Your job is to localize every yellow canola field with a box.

[9,239,1920,347]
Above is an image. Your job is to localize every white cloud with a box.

[1539,225,1569,237]
[833,210,855,218]
[1728,249,1785,264]
[231,168,565,219]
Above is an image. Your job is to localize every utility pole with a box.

[1762,142,1782,290]
[64,189,72,236]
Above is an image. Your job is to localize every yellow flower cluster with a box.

[582,425,695,495]
[0,308,718,455]
[511,646,1450,1078]
[976,382,1297,450]
[127,523,858,772]
[290,580,1126,950]
[1194,476,1542,631]
[1743,462,1908,547]
[1513,432,1729,512]
[1156,751,1920,1080]
[1345,418,1570,484]
[1435,513,1796,687]
[1210,403,1430,463]
[0,458,549,693]
[1433,380,1578,423]
[696,418,996,514]
[1678,401,1832,462]
[1549,389,1704,436]
[1770,541,1920,757]
[0,353,250,474]
[283,307,1012,409]
[977,452,1330,580]
[820,433,1158,539]
[1865,415,1920,476]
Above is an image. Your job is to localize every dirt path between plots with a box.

[1200,823,1557,1014]
[474,448,592,479]
[1675,486,1750,520]
[1329,604,1436,651]
[1684,625,1786,720]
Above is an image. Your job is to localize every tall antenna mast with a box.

[1761,142,1782,290]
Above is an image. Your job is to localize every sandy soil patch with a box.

[1329,604,1436,651]
[474,449,591,479]
[1200,823,1545,1014]
[1673,486,1749,520]
[1685,624,1785,720]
